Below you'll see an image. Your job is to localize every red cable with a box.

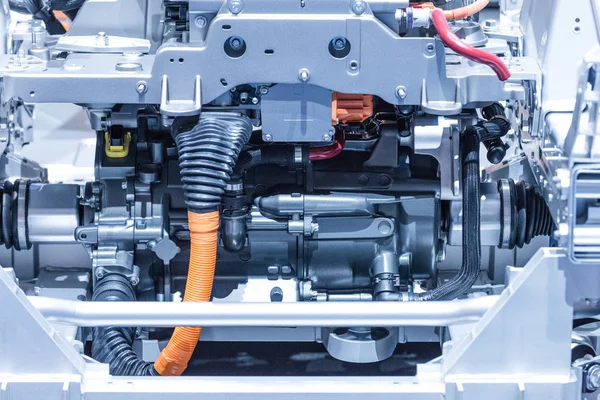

[309,131,345,161]
[430,8,511,81]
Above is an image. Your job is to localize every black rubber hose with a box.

[91,274,157,376]
[172,114,253,214]
[419,128,481,301]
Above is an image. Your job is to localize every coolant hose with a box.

[431,8,511,81]
[419,127,481,301]
[154,114,253,376]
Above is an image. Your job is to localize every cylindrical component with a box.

[221,214,247,252]
[27,183,81,244]
[255,193,395,218]
[91,274,156,376]
[153,114,253,377]
[371,251,400,301]
[29,295,498,327]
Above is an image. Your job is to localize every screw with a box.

[228,0,243,14]
[130,276,140,286]
[251,97,259,105]
[322,133,331,141]
[396,86,407,99]
[298,68,310,82]
[351,0,366,15]
[333,37,347,50]
[264,133,273,142]
[349,60,359,71]
[259,86,269,95]
[95,270,104,279]
[426,43,435,53]
[136,81,148,94]
[229,37,243,50]
[194,15,208,29]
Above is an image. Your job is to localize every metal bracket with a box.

[160,75,202,116]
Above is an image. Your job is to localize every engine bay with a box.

[1,0,600,398]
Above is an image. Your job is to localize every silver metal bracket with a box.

[160,75,202,116]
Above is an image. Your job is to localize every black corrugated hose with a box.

[91,274,157,376]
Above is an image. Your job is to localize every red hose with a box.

[430,9,511,81]
[309,132,345,161]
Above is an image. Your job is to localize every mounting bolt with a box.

[136,81,148,94]
[396,85,407,99]
[586,364,600,392]
[322,133,331,141]
[228,0,244,14]
[95,270,104,279]
[259,86,269,95]
[130,276,140,286]
[194,15,208,29]
[264,133,273,142]
[251,97,259,105]
[298,68,310,83]
[351,0,366,15]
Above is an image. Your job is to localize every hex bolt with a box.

[333,37,347,50]
[194,15,208,29]
[259,86,269,95]
[264,133,273,142]
[130,276,140,286]
[95,270,104,279]
[228,0,244,14]
[229,37,243,50]
[351,0,366,15]
[251,97,259,105]
[322,133,331,141]
[298,68,310,82]
[396,86,407,99]
[586,364,600,392]
[136,81,148,94]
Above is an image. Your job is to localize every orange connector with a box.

[332,93,373,124]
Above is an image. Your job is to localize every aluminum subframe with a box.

[0,247,594,399]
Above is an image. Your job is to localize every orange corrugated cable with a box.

[153,210,220,376]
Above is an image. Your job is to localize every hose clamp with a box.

[498,179,512,248]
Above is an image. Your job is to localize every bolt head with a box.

[351,0,366,15]
[229,37,242,50]
[228,0,243,14]
[264,133,273,142]
[130,276,140,286]
[322,133,331,141]
[259,86,269,95]
[136,81,148,94]
[251,97,259,105]
[298,68,310,82]
[396,86,407,99]
[194,15,208,29]
[587,364,600,391]
[95,270,104,279]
